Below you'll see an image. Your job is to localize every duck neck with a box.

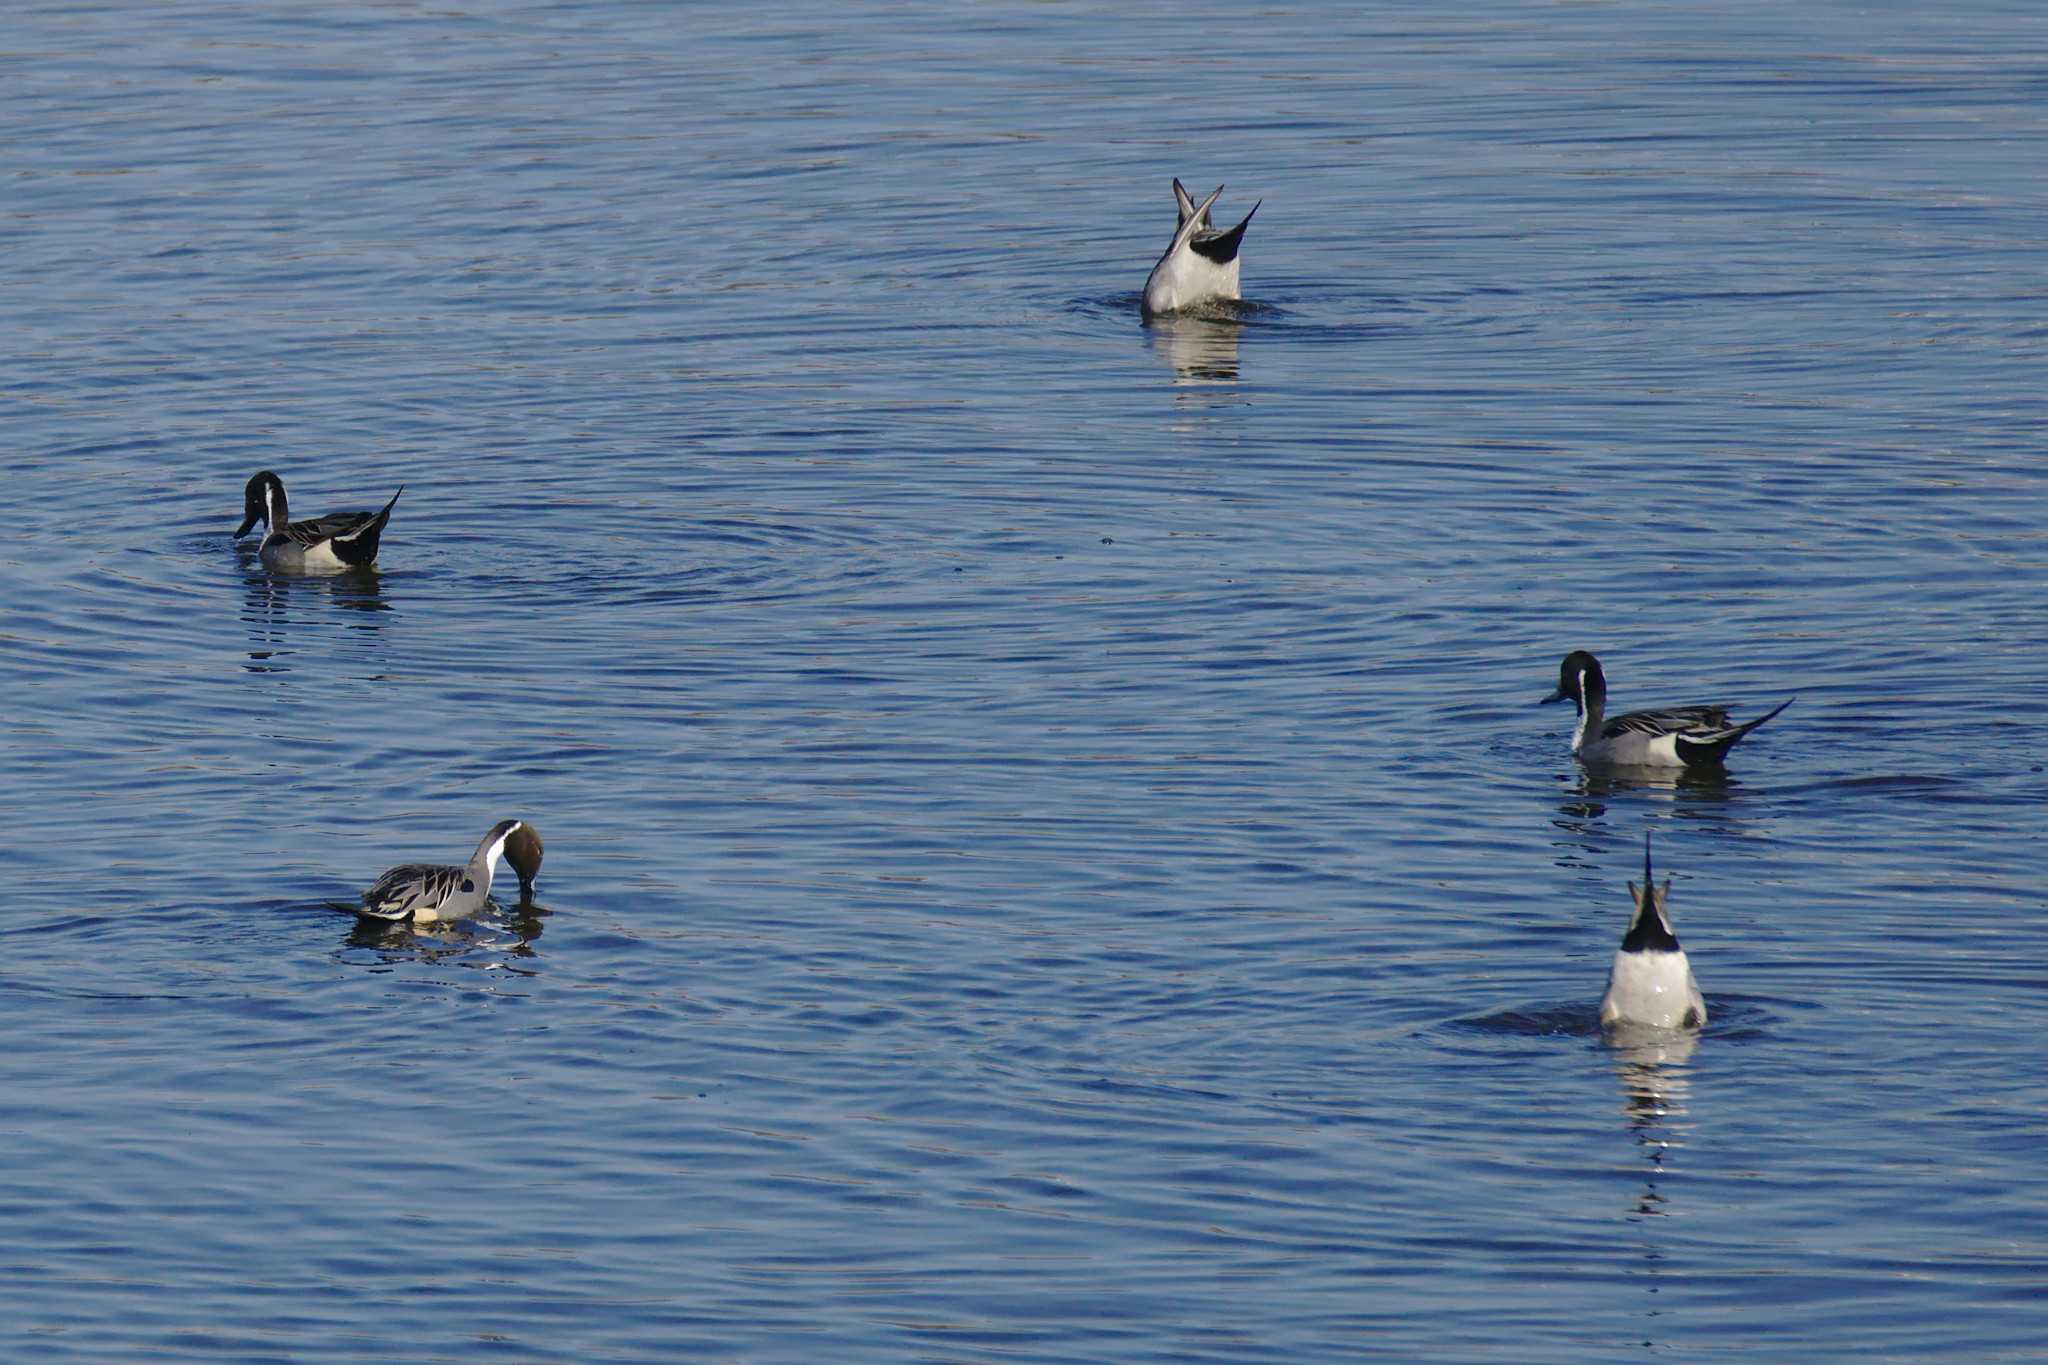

[264,481,290,536]
[1572,677,1605,752]
[467,827,513,901]
[465,850,497,902]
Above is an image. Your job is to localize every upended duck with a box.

[236,469,401,572]
[358,819,543,924]
[1600,833,1706,1031]
[1544,650,1791,767]
[1142,178,1260,317]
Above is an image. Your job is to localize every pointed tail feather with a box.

[1673,696,1794,766]
[1165,184,1226,261]
[1621,831,1683,952]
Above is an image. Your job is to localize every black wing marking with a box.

[360,862,463,920]
[1671,697,1795,765]
[1620,906,1682,954]
[1189,202,1258,265]
[1602,705,1729,740]
[283,509,377,548]
[281,487,400,566]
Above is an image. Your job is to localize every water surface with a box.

[4,1,2047,1357]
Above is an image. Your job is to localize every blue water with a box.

[5,2,2047,1357]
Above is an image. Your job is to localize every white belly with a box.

[1144,251,1242,315]
[1579,728,1686,767]
[261,536,351,574]
[1600,948,1706,1029]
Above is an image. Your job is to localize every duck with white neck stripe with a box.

[358,820,544,925]
[1543,650,1792,767]
[235,469,402,573]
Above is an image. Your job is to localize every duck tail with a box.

[1167,184,1226,258]
[332,486,402,568]
[1191,200,1259,266]
[1621,831,1681,952]
[1673,695,1793,765]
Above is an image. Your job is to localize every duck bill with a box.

[1540,686,1567,705]
[234,512,259,538]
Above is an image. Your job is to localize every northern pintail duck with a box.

[358,819,543,924]
[1600,834,1706,1031]
[1141,178,1259,317]
[236,470,401,572]
[1543,650,1792,767]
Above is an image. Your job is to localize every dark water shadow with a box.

[1771,773,1974,802]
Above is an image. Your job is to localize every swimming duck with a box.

[236,470,402,572]
[1142,178,1259,317]
[358,819,543,924]
[1543,650,1792,767]
[1600,833,1706,1031]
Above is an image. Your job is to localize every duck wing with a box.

[281,499,393,548]
[282,509,378,544]
[282,488,402,565]
[360,862,464,920]
[1602,704,1731,741]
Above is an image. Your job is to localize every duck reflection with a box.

[1610,1029,1696,1138]
[241,564,390,674]
[1146,312,1243,386]
[1551,765,1740,859]
[338,896,550,968]
[1605,1028,1696,1341]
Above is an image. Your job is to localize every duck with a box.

[1600,833,1706,1031]
[1141,178,1260,317]
[235,470,402,572]
[358,819,543,924]
[1543,650,1792,767]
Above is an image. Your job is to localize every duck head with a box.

[237,471,287,537]
[504,821,545,900]
[1542,650,1606,713]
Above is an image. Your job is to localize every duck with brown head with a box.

[358,819,544,925]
